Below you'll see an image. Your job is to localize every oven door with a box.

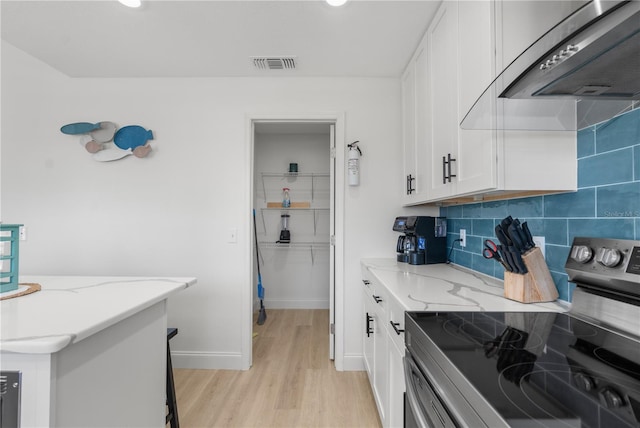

[404,352,456,428]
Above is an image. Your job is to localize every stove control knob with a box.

[599,387,625,409]
[595,248,622,267]
[573,372,595,392]
[571,245,593,263]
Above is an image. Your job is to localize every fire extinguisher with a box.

[347,141,362,186]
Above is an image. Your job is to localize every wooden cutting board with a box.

[266,201,311,208]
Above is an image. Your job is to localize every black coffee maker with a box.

[393,216,447,265]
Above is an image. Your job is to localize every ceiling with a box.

[1,0,441,78]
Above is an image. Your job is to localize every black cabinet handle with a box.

[443,153,457,183]
[442,156,447,184]
[390,321,405,335]
[447,153,456,182]
[407,174,415,195]
[366,312,374,337]
[373,295,383,304]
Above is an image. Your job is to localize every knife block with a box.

[504,247,558,303]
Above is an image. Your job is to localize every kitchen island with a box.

[0,275,196,427]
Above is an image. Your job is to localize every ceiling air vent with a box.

[252,56,297,70]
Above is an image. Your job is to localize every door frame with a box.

[244,112,345,370]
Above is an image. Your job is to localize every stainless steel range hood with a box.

[462,0,640,131]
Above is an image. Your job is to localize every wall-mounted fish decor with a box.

[60,122,154,161]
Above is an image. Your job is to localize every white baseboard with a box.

[341,353,365,371]
[260,299,329,309]
[171,351,246,370]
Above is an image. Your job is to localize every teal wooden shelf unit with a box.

[1,224,23,293]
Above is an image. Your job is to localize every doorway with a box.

[245,114,344,370]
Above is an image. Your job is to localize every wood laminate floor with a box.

[173,309,382,428]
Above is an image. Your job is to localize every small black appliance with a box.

[278,213,290,244]
[393,216,447,265]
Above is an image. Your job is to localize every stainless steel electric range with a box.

[404,237,640,428]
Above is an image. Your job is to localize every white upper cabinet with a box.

[401,0,576,206]
[455,1,497,196]
[401,35,429,205]
[426,1,459,201]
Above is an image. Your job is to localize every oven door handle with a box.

[403,355,430,428]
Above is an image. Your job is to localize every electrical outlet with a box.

[533,236,545,258]
[460,229,466,247]
[19,226,27,241]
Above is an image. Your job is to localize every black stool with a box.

[166,328,179,428]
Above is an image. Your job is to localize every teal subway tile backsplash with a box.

[578,148,634,187]
[577,128,595,157]
[635,146,640,180]
[481,201,509,218]
[597,182,640,217]
[568,218,636,241]
[595,109,640,153]
[440,108,640,302]
[544,188,596,217]
[509,198,543,218]
[541,219,568,245]
[473,219,494,237]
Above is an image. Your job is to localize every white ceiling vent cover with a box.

[252,57,297,70]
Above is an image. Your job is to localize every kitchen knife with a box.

[502,247,520,273]
[512,219,533,251]
[521,222,536,248]
[508,246,528,274]
[508,223,528,254]
[494,225,512,247]
[497,245,514,272]
[500,216,513,235]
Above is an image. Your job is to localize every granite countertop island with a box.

[1,275,196,353]
[361,258,568,312]
[0,275,196,427]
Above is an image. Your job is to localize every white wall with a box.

[1,41,437,370]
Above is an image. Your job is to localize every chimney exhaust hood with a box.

[461,0,640,131]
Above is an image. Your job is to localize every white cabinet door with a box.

[401,62,417,203]
[372,308,388,426]
[387,295,406,428]
[455,0,497,196]
[401,36,430,206]
[362,287,375,382]
[362,279,388,427]
[387,336,405,428]
[427,1,459,200]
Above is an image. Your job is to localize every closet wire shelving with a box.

[258,172,330,265]
[260,172,329,202]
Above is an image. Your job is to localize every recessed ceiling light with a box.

[118,0,142,8]
[326,0,348,7]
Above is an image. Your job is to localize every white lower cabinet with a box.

[387,335,405,428]
[361,273,405,428]
[387,294,406,428]
[373,310,389,425]
[363,285,375,381]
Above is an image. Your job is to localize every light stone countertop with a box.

[0,276,196,354]
[361,259,568,313]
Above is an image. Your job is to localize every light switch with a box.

[228,228,237,243]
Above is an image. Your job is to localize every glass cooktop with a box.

[406,311,640,428]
